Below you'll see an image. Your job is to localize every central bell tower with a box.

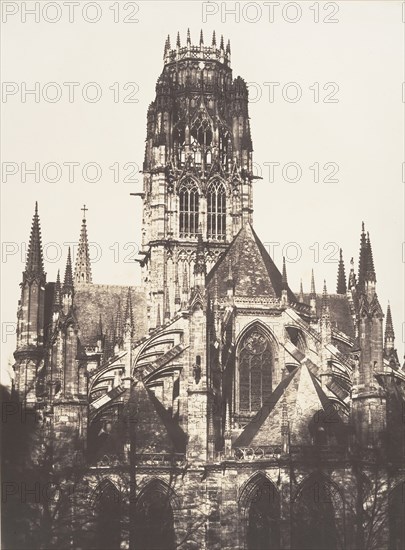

[140,30,254,329]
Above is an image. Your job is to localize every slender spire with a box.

[164,34,170,56]
[384,302,395,349]
[212,30,216,46]
[322,280,330,313]
[74,205,92,284]
[336,248,347,294]
[186,28,191,44]
[220,34,224,50]
[25,202,44,275]
[63,247,73,292]
[282,257,288,290]
[199,29,204,45]
[299,279,304,302]
[358,221,367,289]
[226,39,231,54]
[176,31,181,48]
[365,231,376,282]
[310,269,316,297]
[52,270,62,312]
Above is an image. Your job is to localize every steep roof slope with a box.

[206,223,296,301]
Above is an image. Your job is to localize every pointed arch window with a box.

[207,180,226,241]
[238,327,273,414]
[179,179,199,239]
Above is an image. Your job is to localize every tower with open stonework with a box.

[8,31,405,550]
[139,29,254,330]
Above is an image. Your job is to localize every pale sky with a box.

[1,1,404,385]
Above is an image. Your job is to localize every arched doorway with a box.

[240,474,280,550]
[389,482,405,550]
[292,474,342,550]
[134,479,176,550]
[91,480,121,550]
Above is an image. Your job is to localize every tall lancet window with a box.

[238,327,273,414]
[179,179,199,239]
[207,180,226,240]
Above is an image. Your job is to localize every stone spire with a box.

[74,205,92,285]
[25,202,45,277]
[365,231,376,283]
[336,248,347,294]
[212,30,216,46]
[282,257,288,290]
[63,247,73,292]
[384,302,395,350]
[299,279,304,303]
[62,247,73,313]
[199,29,204,45]
[281,257,288,305]
[321,280,330,320]
[357,221,368,290]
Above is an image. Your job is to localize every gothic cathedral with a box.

[10,31,405,550]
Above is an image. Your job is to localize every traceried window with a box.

[179,179,199,239]
[207,180,226,240]
[239,328,273,413]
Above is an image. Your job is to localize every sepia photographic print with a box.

[1,1,404,549]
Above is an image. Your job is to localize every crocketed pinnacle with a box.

[336,248,347,294]
[25,202,44,275]
[63,247,73,292]
[385,302,395,343]
[310,269,316,298]
[74,206,92,284]
[282,257,288,290]
[299,279,304,302]
[358,221,367,288]
[365,231,376,283]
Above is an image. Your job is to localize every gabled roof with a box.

[206,224,296,301]
[234,363,343,448]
